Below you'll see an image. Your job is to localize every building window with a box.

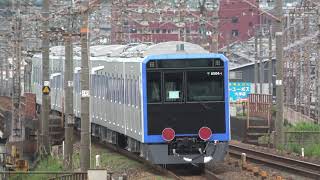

[229,71,243,80]
[156,29,160,33]
[249,22,253,27]
[162,29,167,33]
[231,29,239,37]
[231,17,239,23]
[130,28,137,33]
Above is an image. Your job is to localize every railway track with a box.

[229,144,320,179]
[90,137,221,180]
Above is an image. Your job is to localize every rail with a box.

[228,144,320,179]
[91,138,221,180]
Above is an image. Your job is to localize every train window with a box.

[99,75,102,97]
[132,76,135,106]
[128,76,132,105]
[147,72,161,103]
[111,75,113,102]
[164,72,183,102]
[187,71,224,101]
[120,76,123,103]
[130,78,133,105]
[136,79,139,107]
[114,76,116,102]
[117,77,120,103]
[106,75,109,101]
[112,75,115,102]
[101,76,104,98]
[125,78,128,105]
[104,75,109,100]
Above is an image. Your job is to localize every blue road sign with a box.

[229,82,251,102]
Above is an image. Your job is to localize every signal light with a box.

[162,128,175,142]
[198,127,212,141]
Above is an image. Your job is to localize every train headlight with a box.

[162,128,175,142]
[204,156,213,163]
[198,127,212,141]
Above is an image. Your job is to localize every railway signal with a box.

[42,83,50,95]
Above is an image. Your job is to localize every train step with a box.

[247,126,270,129]
[246,133,269,136]
[245,139,259,144]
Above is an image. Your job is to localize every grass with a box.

[9,145,171,179]
[71,145,166,179]
[286,122,320,131]
[9,156,63,180]
[282,122,320,158]
[71,146,144,173]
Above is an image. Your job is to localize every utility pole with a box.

[259,29,263,94]
[254,31,258,93]
[80,0,91,171]
[40,0,50,155]
[275,0,284,148]
[0,57,4,96]
[5,51,9,96]
[11,0,22,142]
[317,9,320,124]
[268,26,273,95]
[64,2,74,170]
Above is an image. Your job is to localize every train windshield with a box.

[147,70,224,103]
[187,70,224,102]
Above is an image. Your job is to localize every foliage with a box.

[9,156,63,180]
[287,122,320,132]
[282,122,320,158]
[304,144,320,157]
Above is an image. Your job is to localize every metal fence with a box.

[0,171,87,180]
[284,131,320,147]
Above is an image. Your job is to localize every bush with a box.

[288,122,320,131]
[283,122,320,157]
[304,144,320,157]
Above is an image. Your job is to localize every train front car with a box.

[141,54,230,165]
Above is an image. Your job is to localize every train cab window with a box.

[164,72,183,102]
[147,72,161,103]
[187,71,224,101]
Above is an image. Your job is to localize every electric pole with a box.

[40,0,51,155]
[317,9,320,124]
[275,0,284,148]
[259,29,263,94]
[254,31,258,93]
[0,57,3,96]
[64,2,74,170]
[11,0,22,143]
[80,0,91,171]
[268,27,273,95]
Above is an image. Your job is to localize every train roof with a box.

[32,41,209,63]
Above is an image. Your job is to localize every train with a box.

[31,41,230,165]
